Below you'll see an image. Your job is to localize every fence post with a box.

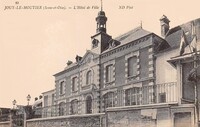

[24,110,27,127]
[9,111,13,127]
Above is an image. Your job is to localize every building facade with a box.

[40,9,200,127]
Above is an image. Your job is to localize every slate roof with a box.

[165,18,200,49]
[115,26,152,45]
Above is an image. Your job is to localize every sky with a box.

[0,0,199,108]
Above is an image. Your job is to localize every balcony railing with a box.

[141,82,177,105]
[32,82,177,118]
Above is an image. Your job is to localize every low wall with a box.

[27,113,105,127]
[106,103,176,127]
[0,121,10,127]
[26,103,196,127]
[106,103,196,127]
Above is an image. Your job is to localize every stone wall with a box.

[1,104,195,127]
[0,121,10,127]
[27,113,105,127]
[106,104,183,127]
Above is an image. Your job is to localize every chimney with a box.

[160,15,170,37]
[67,60,73,66]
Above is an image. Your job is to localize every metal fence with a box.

[0,114,10,122]
[32,82,177,118]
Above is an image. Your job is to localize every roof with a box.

[165,18,200,49]
[79,50,99,64]
[103,26,169,54]
[115,26,152,45]
[42,89,55,95]
[54,50,99,77]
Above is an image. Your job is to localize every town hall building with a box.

[38,8,200,127]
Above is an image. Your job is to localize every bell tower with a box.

[96,0,107,33]
[91,0,112,53]
[96,12,107,33]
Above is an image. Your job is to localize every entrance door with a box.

[174,112,191,127]
[86,96,92,114]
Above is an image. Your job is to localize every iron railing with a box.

[32,82,177,118]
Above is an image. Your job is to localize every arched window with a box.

[72,77,78,92]
[127,56,137,77]
[125,87,141,106]
[86,96,92,114]
[86,70,92,85]
[104,92,115,108]
[71,99,78,114]
[59,102,65,116]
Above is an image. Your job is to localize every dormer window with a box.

[108,39,121,49]
[92,39,99,48]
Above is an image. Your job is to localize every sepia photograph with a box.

[0,0,200,127]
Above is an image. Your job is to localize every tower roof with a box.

[98,11,105,16]
[160,15,170,23]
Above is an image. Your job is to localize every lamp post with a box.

[12,99,17,109]
[27,94,31,105]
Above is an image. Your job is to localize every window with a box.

[159,93,166,103]
[71,99,78,114]
[86,70,92,85]
[44,96,48,107]
[59,102,65,116]
[72,77,78,92]
[125,87,141,106]
[106,65,113,82]
[86,96,92,114]
[51,94,54,105]
[127,56,137,77]
[60,81,65,95]
[104,92,115,108]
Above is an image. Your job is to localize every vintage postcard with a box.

[0,0,200,127]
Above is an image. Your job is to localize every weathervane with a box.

[100,0,103,11]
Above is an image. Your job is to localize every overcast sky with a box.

[0,0,199,108]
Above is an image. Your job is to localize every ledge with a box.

[26,113,105,122]
[0,121,10,124]
[106,102,178,112]
[170,104,195,109]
